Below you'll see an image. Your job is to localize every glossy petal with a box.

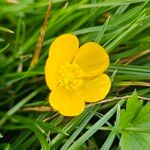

[49,87,85,116]
[78,74,111,102]
[74,42,109,76]
[49,34,79,64]
[45,34,79,90]
[45,57,60,90]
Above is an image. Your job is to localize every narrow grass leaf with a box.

[0,44,10,53]
[50,109,91,148]
[0,26,14,33]
[68,100,124,150]
[0,90,39,127]
[95,17,110,43]
[100,105,121,150]
[60,105,99,150]
[79,0,146,9]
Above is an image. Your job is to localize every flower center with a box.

[59,63,84,89]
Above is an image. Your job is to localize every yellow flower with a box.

[45,34,111,116]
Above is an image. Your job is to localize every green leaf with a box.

[120,132,150,150]
[119,91,150,150]
[125,91,143,123]
[133,103,150,127]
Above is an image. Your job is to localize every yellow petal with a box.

[78,74,111,102]
[49,34,79,63]
[49,87,85,116]
[74,42,109,76]
[45,34,79,90]
[45,57,60,90]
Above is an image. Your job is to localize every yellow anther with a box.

[59,63,84,89]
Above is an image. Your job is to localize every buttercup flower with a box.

[45,34,111,116]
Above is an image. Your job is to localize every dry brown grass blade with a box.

[6,0,19,4]
[21,96,150,112]
[125,49,150,64]
[116,81,150,87]
[30,0,52,68]
[120,49,150,64]
[21,106,53,112]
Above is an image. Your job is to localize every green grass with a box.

[0,0,150,149]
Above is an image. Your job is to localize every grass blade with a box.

[68,100,124,150]
[100,105,121,150]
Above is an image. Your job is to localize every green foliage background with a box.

[0,0,150,149]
